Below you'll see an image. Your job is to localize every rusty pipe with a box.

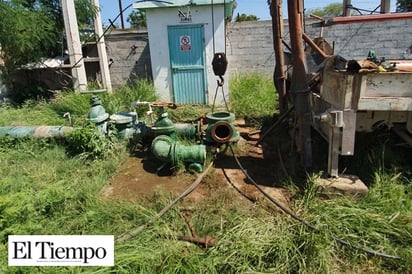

[271,0,287,114]
[323,12,412,26]
[302,32,329,59]
[287,0,313,168]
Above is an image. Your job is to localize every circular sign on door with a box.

[180,35,191,51]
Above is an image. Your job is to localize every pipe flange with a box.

[211,121,233,144]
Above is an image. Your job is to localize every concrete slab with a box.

[315,175,368,198]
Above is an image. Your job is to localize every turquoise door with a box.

[168,25,207,104]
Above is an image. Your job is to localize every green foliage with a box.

[0,100,67,126]
[47,91,91,124]
[0,1,57,78]
[0,79,158,127]
[229,73,278,121]
[234,12,259,22]
[9,78,54,104]
[65,122,118,160]
[100,79,158,116]
[0,0,98,94]
[127,9,147,28]
[167,104,209,123]
[307,3,343,17]
[0,74,411,272]
[397,0,412,12]
[0,137,127,273]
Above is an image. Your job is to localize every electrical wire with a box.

[227,144,402,260]
[69,1,173,70]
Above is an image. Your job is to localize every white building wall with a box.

[146,5,228,104]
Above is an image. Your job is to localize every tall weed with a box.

[229,73,278,119]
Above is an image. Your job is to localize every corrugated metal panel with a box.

[168,24,207,104]
[173,69,206,104]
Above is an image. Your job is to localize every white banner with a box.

[8,235,114,266]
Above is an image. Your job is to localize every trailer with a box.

[313,61,412,177]
[270,0,412,180]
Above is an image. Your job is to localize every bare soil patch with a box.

[102,119,292,208]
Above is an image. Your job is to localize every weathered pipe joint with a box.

[0,126,73,138]
[151,135,206,171]
[87,95,109,124]
[87,95,109,135]
[110,112,140,139]
[203,112,239,145]
[148,111,198,140]
[151,111,175,136]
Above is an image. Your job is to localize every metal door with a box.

[168,24,207,104]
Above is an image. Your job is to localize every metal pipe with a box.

[343,0,352,17]
[324,12,412,26]
[302,32,329,59]
[0,126,73,138]
[118,0,125,29]
[151,135,206,166]
[380,0,391,14]
[271,0,288,115]
[287,0,313,168]
[204,112,239,144]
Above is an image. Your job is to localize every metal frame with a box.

[271,0,412,177]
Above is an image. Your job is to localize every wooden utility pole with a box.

[61,0,88,92]
[93,0,112,93]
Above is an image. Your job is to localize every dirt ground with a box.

[102,119,292,209]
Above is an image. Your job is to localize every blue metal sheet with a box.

[168,24,207,104]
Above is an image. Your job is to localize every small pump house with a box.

[133,0,235,104]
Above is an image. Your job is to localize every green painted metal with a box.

[204,111,239,144]
[151,111,176,136]
[206,111,235,123]
[151,135,206,167]
[174,123,198,139]
[168,24,207,104]
[0,126,73,138]
[87,95,109,124]
[110,112,138,139]
[149,110,198,140]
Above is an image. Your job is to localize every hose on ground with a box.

[116,161,214,244]
[227,144,401,260]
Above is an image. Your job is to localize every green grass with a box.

[229,72,278,125]
[0,75,411,273]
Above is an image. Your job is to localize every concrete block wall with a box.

[304,19,412,60]
[105,29,152,88]
[103,18,412,88]
[225,18,412,78]
[225,20,275,77]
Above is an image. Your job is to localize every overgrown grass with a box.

[229,72,278,124]
[0,75,411,273]
[0,79,158,127]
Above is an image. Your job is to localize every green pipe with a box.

[204,112,239,144]
[0,126,73,138]
[174,123,198,139]
[151,135,206,167]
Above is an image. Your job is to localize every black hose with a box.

[228,145,401,260]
